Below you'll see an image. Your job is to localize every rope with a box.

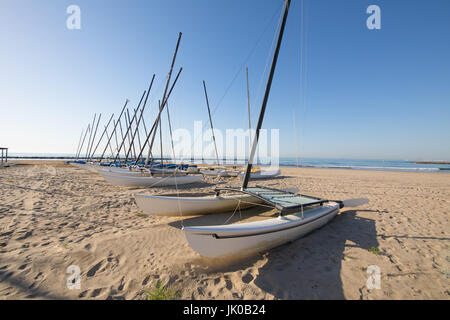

[211,2,285,118]
[293,0,307,220]
[223,199,242,225]
[292,0,304,169]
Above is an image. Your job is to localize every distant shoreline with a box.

[7,156,450,173]
[415,161,450,165]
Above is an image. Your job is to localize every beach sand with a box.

[0,161,449,299]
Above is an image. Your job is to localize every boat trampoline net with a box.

[215,186,328,215]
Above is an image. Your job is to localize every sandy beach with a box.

[0,161,448,300]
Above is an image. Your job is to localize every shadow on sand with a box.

[252,210,378,299]
[169,208,378,299]
[0,262,66,299]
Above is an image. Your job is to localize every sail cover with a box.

[215,186,328,215]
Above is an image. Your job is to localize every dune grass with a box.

[144,280,181,300]
[136,211,148,217]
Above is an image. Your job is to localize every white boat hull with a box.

[183,202,339,258]
[96,166,143,175]
[135,193,263,216]
[134,188,298,217]
[97,166,187,175]
[200,168,225,177]
[0,162,16,167]
[219,170,241,177]
[238,169,281,179]
[101,173,203,187]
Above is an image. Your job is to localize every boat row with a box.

[69,160,281,187]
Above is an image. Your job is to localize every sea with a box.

[7,153,450,173]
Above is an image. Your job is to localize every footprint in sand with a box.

[224,277,233,290]
[0,231,13,237]
[117,277,126,291]
[0,271,14,280]
[34,271,43,280]
[142,275,151,286]
[78,290,88,298]
[15,231,32,241]
[18,263,28,270]
[241,272,254,284]
[86,260,104,277]
[90,288,104,298]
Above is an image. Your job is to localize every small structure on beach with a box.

[1,147,7,163]
[1,147,8,166]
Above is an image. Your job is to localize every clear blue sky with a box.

[1,0,449,160]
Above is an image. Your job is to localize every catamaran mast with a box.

[76,124,90,160]
[202,80,220,165]
[158,100,164,165]
[75,128,84,160]
[89,113,114,161]
[165,103,176,159]
[87,113,102,160]
[144,33,182,166]
[85,113,97,160]
[79,124,91,160]
[118,118,126,160]
[136,67,182,166]
[113,120,119,155]
[124,75,155,163]
[138,107,151,150]
[242,0,291,190]
[98,99,129,162]
[246,67,252,146]
[126,109,137,160]
[113,93,145,163]
[103,126,115,157]
[75,128,85,160]
[133,108,143,156]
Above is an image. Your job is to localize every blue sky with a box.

[0,0,449,160]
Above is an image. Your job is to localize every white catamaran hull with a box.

[134,188,299,217]
[96,166,144,175]
[219,170,241,177]
[101,173,203,187]
[200,168,225,177]
[238,169,281,180]
[0,162,16,167]
[135,193,263,216]
[183,202,339,258]
[97,167,183,176]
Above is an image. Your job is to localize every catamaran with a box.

[134,0,368,258]
[238,168,281,180]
